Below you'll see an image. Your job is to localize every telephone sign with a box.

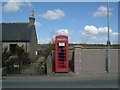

[59,43,65,46]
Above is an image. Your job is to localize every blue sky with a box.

[2,2,119,44]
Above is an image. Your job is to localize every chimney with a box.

[29,10,35,25]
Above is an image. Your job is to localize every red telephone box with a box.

[55,35,69,72]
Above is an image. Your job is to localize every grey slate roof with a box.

[2,23,35,42]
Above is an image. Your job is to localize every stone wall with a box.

[47,48,118,74]
[29,26,37,60]
[81,49,118,73]
[74,46,82,74]
[46,55,53,75]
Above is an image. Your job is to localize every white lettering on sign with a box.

[57,38,67,40]
[59,43,65,46]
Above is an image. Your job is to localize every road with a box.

[2,75,118,88]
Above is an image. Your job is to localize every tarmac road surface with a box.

[2,75,118,88]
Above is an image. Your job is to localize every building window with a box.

[10,44,17,54]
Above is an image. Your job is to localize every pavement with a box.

[2,72,118,88]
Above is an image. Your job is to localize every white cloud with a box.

[94,37,108,44]
[24,1,32,7]
[80,31,97,39]
[35,22,42,27]
[3,1,24,12]
[38,38,51,44]
[98,27,112,34]
[3,0,32,12]
[80,25,118,39]
[111,32,119,36]
[39,9,65,20]
[55,29,73,35]
[90,37,118,44]
[68,39,87,44]
[84,25,98,35]
[77,39,87,44]
[93,6,113,17]
[38,29,73,44]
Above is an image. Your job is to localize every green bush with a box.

[32,56,38,62]
[2,47,12,67]
[2,45,30,67]
[16,45,30,64]
[38,61,47,75]
[42,43,54,59]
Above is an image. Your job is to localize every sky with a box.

[1,1,119,44]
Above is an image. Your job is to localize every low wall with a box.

[80,49,118,73]
[47,49,118,74]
